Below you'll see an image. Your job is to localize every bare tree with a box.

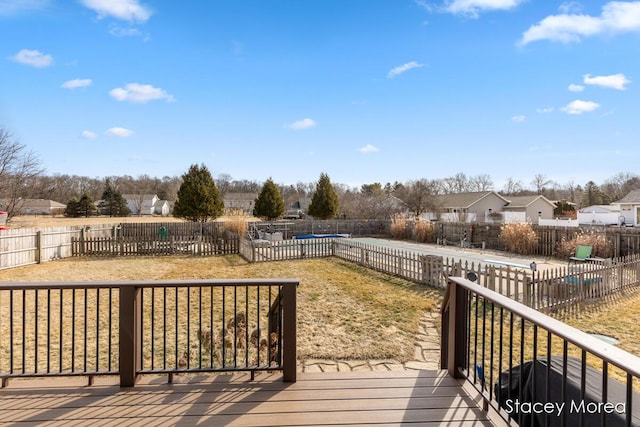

[502,177,523,195]
[0,129,44,218]
[531,173,552,195]
[396,179,438,217]
[469,174,494,192]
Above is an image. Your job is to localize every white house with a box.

[611,190,640,226]
[502,195,556,224]
[427,191,510,223]
[123,194,170,216]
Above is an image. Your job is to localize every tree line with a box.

[1,127,639,221]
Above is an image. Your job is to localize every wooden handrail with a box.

[0,278,299,387]
[445,276,640,378]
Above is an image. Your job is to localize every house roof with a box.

[503,195,556,210]
[10,199,67,209]
[432,191,509,209]
[614,189,640,204]
[223,193,258,201]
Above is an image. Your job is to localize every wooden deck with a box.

[0,370,498,426]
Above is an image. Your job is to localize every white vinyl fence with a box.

[0,225,115,270]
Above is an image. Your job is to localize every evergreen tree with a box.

[254,178,285,220]
[308,173,339,219]
[581,181,605,207]
[65,197,80,218]
[99,179,130,217]
[66,194,96,217]
[78,193,97,217]
[173,164,224,222]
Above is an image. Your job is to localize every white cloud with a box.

[81,0,152,23]
[583,73,630,90]
[61,78,92,89]
[387,61,424,78]
[105,127,134,137]
[108,25,142,37]
[0,0,49,15]
[536,107,555,113]
[109,83,174,103]
[558,1,582,14]
[10,49,53,67]
[561,100,600,115]
[287,118,316,130]
[520,1,640,45]
[358,144,380,153]
[81,130,97,139]
[568,83,584,92]
[444,0,525,17]
[511,115,526,122]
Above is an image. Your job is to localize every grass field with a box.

[0,256,441,363]
[7,214,256,229]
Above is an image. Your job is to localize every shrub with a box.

[390,215,408,240]
[413,220,436,243]
[555,231,613,259]
[499,222,538,255]
[223,210,249,236]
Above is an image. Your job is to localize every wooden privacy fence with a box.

[118,222,226,239]
[71,235,239,257]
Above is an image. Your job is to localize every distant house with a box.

[223,193,258,214]
[0,199,66,216]
[427,191,510,222]
[502,195,556,223]
[123,194,170,216]
[290,197,311,213]
[611,190,640,226]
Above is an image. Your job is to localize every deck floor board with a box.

[0,370,496,426]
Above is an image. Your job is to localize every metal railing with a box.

[441,276,640,426]
[0,279,298,387]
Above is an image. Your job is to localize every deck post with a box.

[446,281,468,378]
[282,282,297,382]
[119,284,142,387]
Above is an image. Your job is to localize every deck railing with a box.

[441,276,640,426]
[0,279,298,387]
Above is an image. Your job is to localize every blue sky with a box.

[1,0,639,190]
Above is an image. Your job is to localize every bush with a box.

[223,210,249,236]
[555,231,613,259]
[413,220,436,243]
[499,222,538,255]
[390,216,408,240]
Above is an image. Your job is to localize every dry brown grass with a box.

[499,222,538,255]
[413,220,437,243]
[555,230,614,259]
[0,256,440,363]
[390,216,408,240]
[7,214,258,229]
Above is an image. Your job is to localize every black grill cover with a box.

[494,356,640,426]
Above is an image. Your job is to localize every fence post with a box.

[119,284,142,387]
[80,227,86,254]
[282,282,297,382]
[35,231,42,264]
